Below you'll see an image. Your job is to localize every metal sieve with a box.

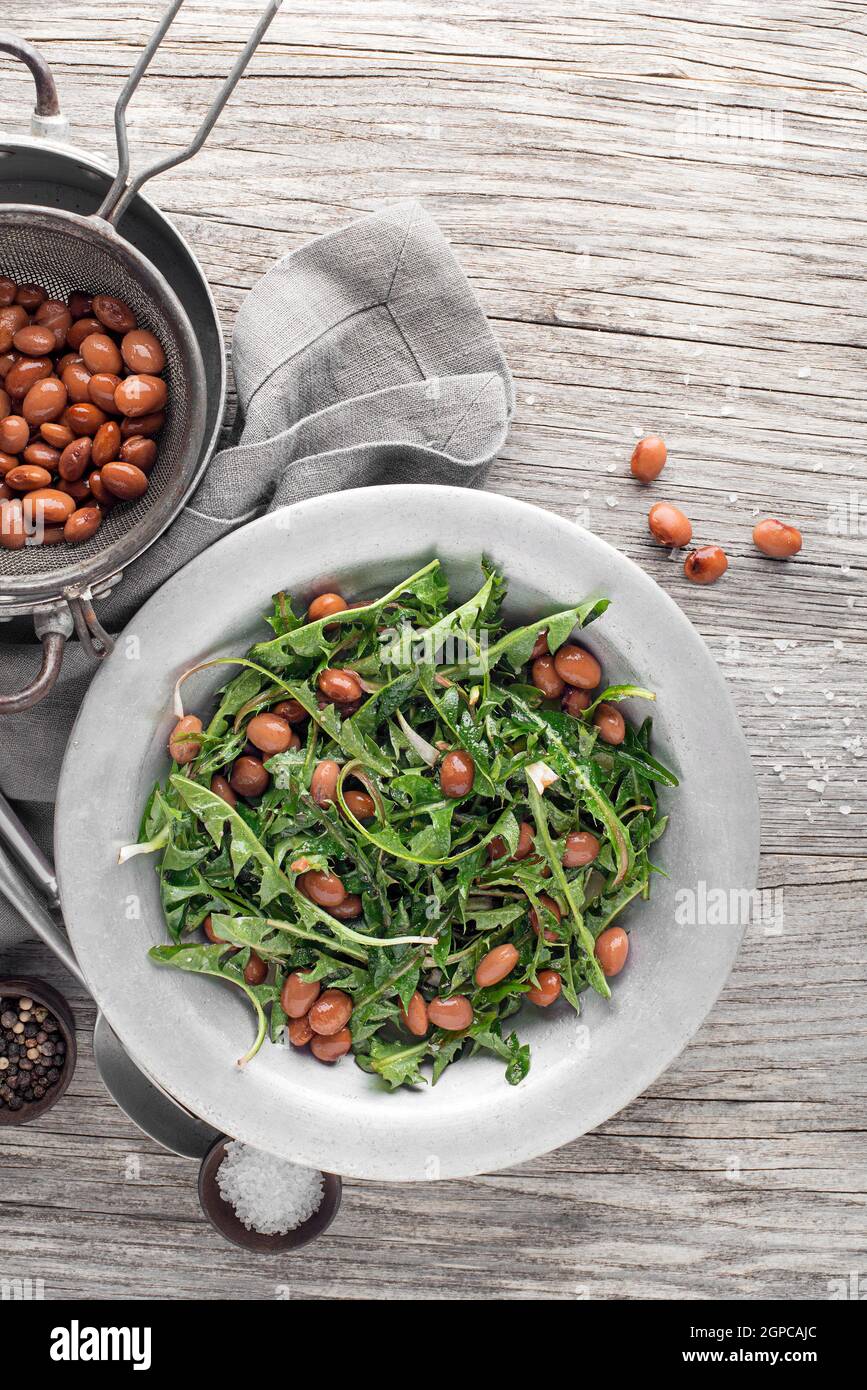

[0,0,281,713]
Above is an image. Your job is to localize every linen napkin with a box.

[0,199,514,945]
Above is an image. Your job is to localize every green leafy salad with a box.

[124,558,676,1090]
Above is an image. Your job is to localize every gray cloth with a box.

[0,200,513,946]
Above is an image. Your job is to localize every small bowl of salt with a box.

[198,1136,342,1252]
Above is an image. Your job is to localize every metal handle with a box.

[0,31,69,140]
[97,0,282,226]
[0,840,85,987]
[0,790,59,909]
[0,605,73,716]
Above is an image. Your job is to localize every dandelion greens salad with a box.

[124,558,676,1089]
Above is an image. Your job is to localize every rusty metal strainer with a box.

[0,0,281,713]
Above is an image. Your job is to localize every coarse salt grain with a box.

[217,1141,323,1234]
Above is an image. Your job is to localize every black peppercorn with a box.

[0,993,68,1118]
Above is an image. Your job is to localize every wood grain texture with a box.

[0,1,864,1301]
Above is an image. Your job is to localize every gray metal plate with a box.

[55,486,759,1180]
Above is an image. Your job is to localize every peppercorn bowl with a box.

[54,485,759,1180]
[0,976,76,1125]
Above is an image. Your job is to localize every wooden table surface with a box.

[1,1,864,1301]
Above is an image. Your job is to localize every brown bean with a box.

[40,421,74,450]
[310,1027,352,1062]
[317,667,362,703]
[684,545,728,585]
[87,471,116,508]
[0,388,10,418]
[0,453,16,477]
[63,506,102,544]
[64,402,106,436]
[67,317,102,350]
[440,748,475,798]
[42,524,67,545]
[0,482,10,501]
[119,435,157,472]
[4,465,52,492]
[229,755,269,797]
[244,951,268,986]
[0,353,17,382]
[88,372,123,414]
[12,325,56,357]
[531,654,565,699]
[62,361,93,404]
[168,715,202,765]
[648,501,692,548]
[0,277,16,307]
[203,915,230,944]
[399,991,429,1037]
[0,304,27,335]
[488,821,534,862]
[343,789,376,820]
[630,434,667,482]
[272,698,306,723]
[553,644,602,690]
[80,332,123,376]
[34,301,72,349]
[0,498,25,549]
[427,995,473,1031]
[15,284,46,312]
[563,830,600,867]
[280,970,321,1019]
[6,356,52,400]
[90,421,121,469]
[328,893,363,921]
[121,409,165,437]
[299,870,346,909]
[308,592,347,622]
[288,1015,314,1048]
[310,759,340,807]
[593,702,626,745]
[209,774,237,808]
[22,489,76,527]
[22,376,67,425]
[595,926,629,977]
[57,477,92,502]
[100,461,148,500]
[67,291,92,320]
[114,374,167,418]
[58,436,92,481]
[22,442,60,471]
[531,629,549,659]
[247,711,296,755]
[121,329,166,375]
[475,943,519,988]
[308,989,353,1036]
[92,294,136,334]
[526,969,562,1007]
[752,518,802,559]
[0,416,29,454]
[530,894,562,942]
[562,687,592,717]
[0,326,11,353]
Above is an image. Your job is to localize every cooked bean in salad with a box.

[124,559,676,1089]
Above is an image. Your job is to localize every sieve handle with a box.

[0,606,73,716]
[97,0,282,227]
[0,838,86,988]
[0,31,70,141]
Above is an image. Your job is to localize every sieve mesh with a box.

[0,206,207,603]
